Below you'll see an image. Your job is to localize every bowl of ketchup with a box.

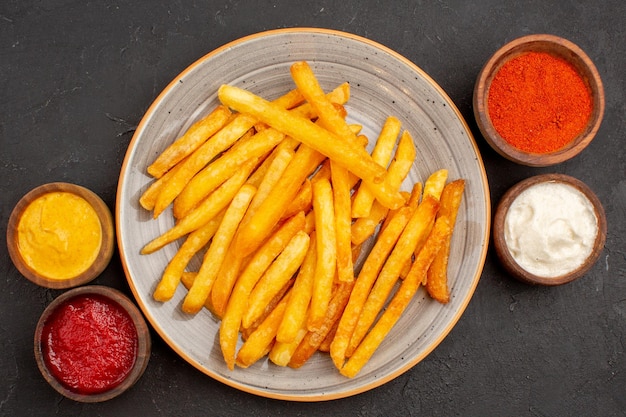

[34,285,151,402]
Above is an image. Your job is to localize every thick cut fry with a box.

[426,179,464,303]
[330,161,354,283]
[270,313,309,366]
[218,84,388,186]
[140,155,188,211]
[347,196,440,356]
[219,212,305,370]
[141,158,257,255]
[243,230,310,329]
[153,211,224,302]
[147,105,232,178]
[277,233,317,343]
[308,178,337,331]
[330,206,413,369]
[423,168,448,200]
[174,127,284,218]
[236,292,290,368]
[351,116,402,218]
[234,143,326,257]
[182,184,256,314]
[341,216,451,377]
[180,272,221,318]
[289,281,353,368]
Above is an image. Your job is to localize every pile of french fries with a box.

[138,61,465,377]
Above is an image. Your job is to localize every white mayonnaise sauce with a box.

[504,181,598,278]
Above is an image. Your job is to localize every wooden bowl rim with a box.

[493,173,607,285]
[6,182,115,289]
[34,285,151,402]
[473,34,605,167]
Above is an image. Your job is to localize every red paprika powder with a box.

[487,51,592,153]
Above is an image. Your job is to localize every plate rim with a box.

[115,27,491,401]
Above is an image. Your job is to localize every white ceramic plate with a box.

[116,28,490,401]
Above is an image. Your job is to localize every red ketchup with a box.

[41,294,138,395]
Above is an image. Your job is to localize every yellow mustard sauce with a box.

[16,191,102,280]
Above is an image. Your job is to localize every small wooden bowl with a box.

[34,285,151,402]
[6,182,115,289]
[473,34,605,167]
[493,174,606,285]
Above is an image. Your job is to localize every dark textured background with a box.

[2,1,625,416]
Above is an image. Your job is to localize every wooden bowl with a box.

[34,285,151,402]
[7,182,115,289]
[473,34,604,166]
[493,174,606,285]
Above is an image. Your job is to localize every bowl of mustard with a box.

[7,182,115,289]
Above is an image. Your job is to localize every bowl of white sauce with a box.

[493,174,606,285]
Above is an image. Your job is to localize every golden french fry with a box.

[147,105,232,178]
[330,161,354,283]
[351,116,402,218]
[139,155,188,211]
[245,136,300,188]
[218,84,388,186]
[219,212,306,370]
[319,318,339,353]
[173,127,284,218]
[341,216,451,377]
[308,178,337,331]
[330,205,413,369]
[423,168,448,200]
[426,179,464,303]
[234,143,326,257]
[347,196,439,356]
[277,232,317,343]
[153,211,224,302]
[182,184,256,314]
[141,158,258,255]
[242,230,310,329]
[236,292,290,368]
[289,281,353,368]
[179,272,222,318]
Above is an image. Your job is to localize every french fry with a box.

[281,179,312,220]
[179,272,221,318]
[277,232,317,343]
[351,116,402,218]
[308,178,337,331]
[347,196,439,357]
[351,201,389,246]
[210,249,247,318]
[270,311,309,366]
[426,179,464,303]
[182,184,256,314]
[218,84,388,186]
[341,216,451,377]
[141,158,258,255]
[236,291,290,368]
[147,105,232,178]
[242,230,310,329]
[234,143,326,257]
[173,127,284,218]
[423,168,448,200]
[220,212,306,370]
[245,136,300,188]
[330,205,413,369]
[330,161,354,283]
[153,210,225,302]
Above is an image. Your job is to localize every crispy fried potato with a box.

[426,179,464,303]
[182,184,256,314]
[330,161,354,283]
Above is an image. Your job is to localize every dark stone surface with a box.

[2,1,625,416]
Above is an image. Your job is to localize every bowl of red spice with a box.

[34,285,151,402]
[473,34,604,166]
